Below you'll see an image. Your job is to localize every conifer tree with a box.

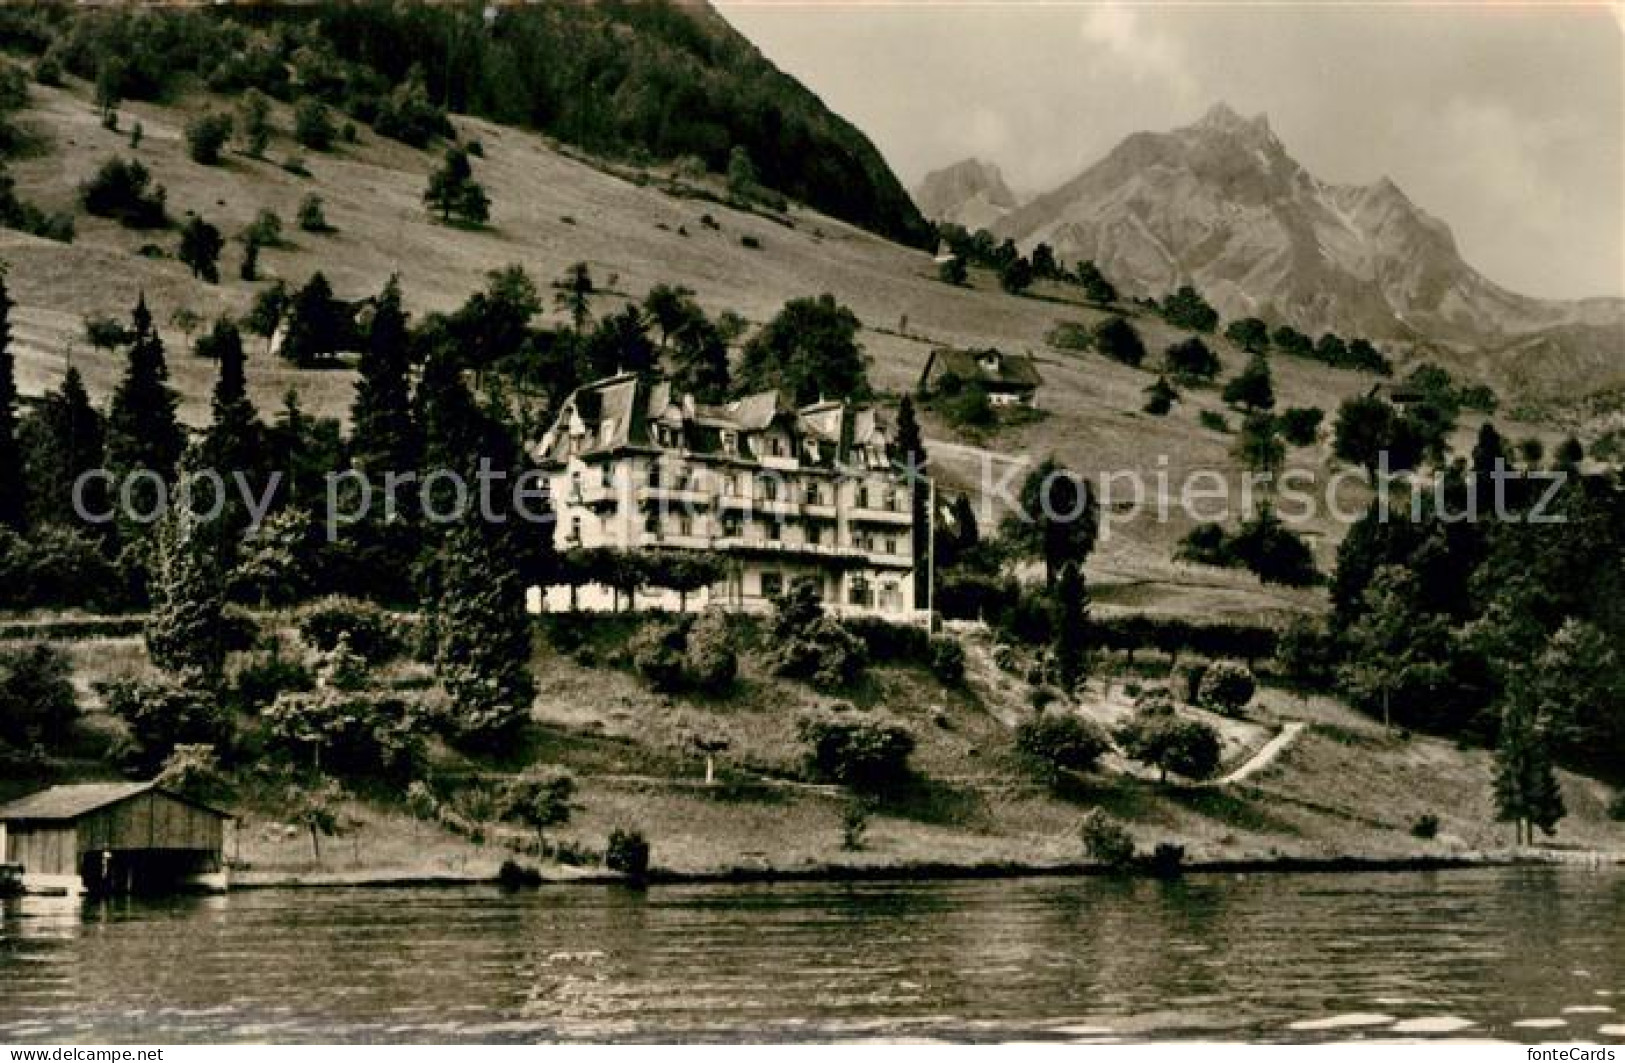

[432,517,536,747]
[350,275,417,476]
[145,503,227,685]
[0,274,26,531]
[1493,700,1566,845]
[1051,561,1091,694]
[21,366,104,530]
[106,295,184,487]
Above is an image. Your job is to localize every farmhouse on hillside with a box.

[0,781,233,896]
[532,373,927,618]
[920,347,1043,407]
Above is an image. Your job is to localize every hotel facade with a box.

[531,373,929,619]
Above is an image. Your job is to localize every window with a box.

[762,477,779,501]
[648,464,662,488]
[599,418,617,446]
[805,483,821,506]
[721,430,738,456]
[601,465,614,488]
[645,514,660,535]
[856,484,870,509]
[767,521,783,541]
[678,515,692,538]
[880,581,901,611]
[568,516,582,543]
[769,437,784,457]
[721,474,735,496]
[569,471,582,498]
[849,577,873,607]
[760,572,784,599]
[807,523,822,546]
[884,536,897,555]
[723,516,741,537]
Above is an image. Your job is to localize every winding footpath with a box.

[1214,721,1308,786]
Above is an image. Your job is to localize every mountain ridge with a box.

[919,103,1623,397]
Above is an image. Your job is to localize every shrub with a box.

[630,618,688,693]
[1094,316,1145,367]
[184,111,233,165]
[769,582,867,691]
[684,610,738,693]
[929,636,966,686]
[1198,410,1230,434]
[844,616,931,663]
[1114,710,1223,783]
[231,650,315,713]
[606,828,651,879]
[1164,337,1220,382]
[79,156,167,228]
[297,193,331,233]
[34,54,62,87]
[1148,842,1186,878]
[1046,321,1093,351]
[262,690,425,782]
[1197,661,1255,716]
[796,714,914,789]
[1410,813,1440,839]
[841,800,870,850]
[1179,663,1208,704]
[0,525,120,611]
[1278,406,1324,447]
[1079,809,1135,868]
[298,597,403,664]
[242,208,283,248]
[1015,713,1111,782]
[156,744,228,804]
[499,768,575,850]
[294,97,335,150]
[0,643,79,752]
[100,675,232,774]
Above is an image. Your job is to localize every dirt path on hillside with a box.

[1214,721,1308,786]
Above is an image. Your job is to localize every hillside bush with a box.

[184,111,233,165]
[1197,661,1256,716]
[79,156,167,228]
[796,714,914,789]
[630,618,688,693]
[297,597,403,664]
[1114,708,1222,783]
[929,636,966,686]
[1015,713,1111,783]
[100,675,233,774]
[0,643,78,752]
[1278,406,1324,446]
[262,690,425,781]
[1079,809,1135,868]
[684,610,738,693]
[605,828,651,879]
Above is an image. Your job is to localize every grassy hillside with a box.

[0,67,1568,621]
[6,615,1619,882]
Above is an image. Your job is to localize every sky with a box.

[715,1,1625,300]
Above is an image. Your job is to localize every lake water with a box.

[2,867,1623,1043]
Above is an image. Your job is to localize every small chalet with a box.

[920,347,1043,407]
[0,781,233,896]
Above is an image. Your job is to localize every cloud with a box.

[1079,2,1200,107]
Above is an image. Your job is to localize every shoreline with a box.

[224,848,1625,892]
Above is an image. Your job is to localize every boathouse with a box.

[0,781,232,895]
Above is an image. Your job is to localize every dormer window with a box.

[720,430,738,456]
[599,418,617,447]
[978,352,1002,375]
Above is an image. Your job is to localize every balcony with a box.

[848,504,913,526]
[567,482,619,511]
[635,483,712,508]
